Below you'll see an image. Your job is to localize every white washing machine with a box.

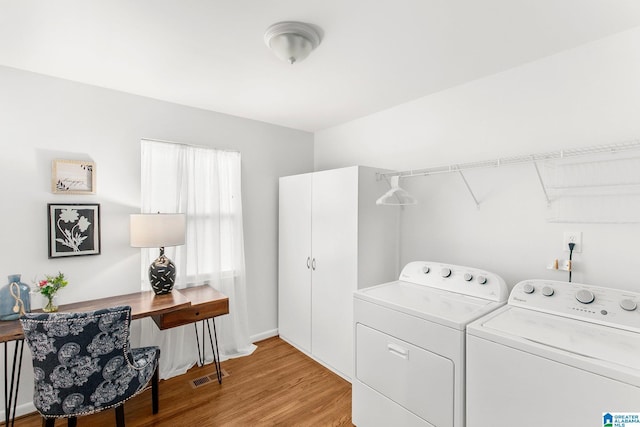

[466,279,640,427]
[353,261,508,427]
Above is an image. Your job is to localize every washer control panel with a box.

[510,279,640,332]
[399,261,508,302]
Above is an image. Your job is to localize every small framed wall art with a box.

[48,203,101,258]
[51,159,96,194]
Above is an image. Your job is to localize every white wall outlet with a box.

[563,231,582,253]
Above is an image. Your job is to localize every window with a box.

[140,140,243,285]
[138,139,254,377]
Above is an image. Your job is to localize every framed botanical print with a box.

[51,159,96,194]
[48,203,101,258]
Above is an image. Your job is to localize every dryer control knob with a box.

[422,266,430,274]
[575,289,595,304]
[523,283,535,294]
[620,299,637,311]
[441,268,452,278]
[464,273,473,282]
[542,286,554,297]
[477,275,487,285]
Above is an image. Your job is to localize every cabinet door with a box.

[278,174,313,352]
[311,167,358,378]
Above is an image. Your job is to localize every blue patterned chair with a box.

[20,306,160,427]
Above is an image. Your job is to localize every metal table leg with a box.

[194,322,203,366]
[206,319,222,384]
[4,339,24,427]
[193,318,222,383]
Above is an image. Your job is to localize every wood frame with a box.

[52,159,96,194]
[47,203,101,258]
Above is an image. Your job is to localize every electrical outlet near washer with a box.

[563,231,582,252]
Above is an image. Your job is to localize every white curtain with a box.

[138,139,256,379]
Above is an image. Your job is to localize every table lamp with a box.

[130,213,186,295]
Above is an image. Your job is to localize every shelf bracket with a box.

[458,171,480,209]
[532,162,551,206]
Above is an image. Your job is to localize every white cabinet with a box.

[278,166,398,380]
[278,173,313,353]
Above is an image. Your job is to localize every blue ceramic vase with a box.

[0,274,32,320]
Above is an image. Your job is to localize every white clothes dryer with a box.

[466,279,640,427]
[353,261,508,427]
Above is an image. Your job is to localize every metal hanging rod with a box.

[378,140,640,180]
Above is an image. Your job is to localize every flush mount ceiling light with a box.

[264,21,321,64]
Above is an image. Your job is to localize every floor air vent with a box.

[189,369,229,388]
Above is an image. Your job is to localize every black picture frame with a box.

[47,203,101,258]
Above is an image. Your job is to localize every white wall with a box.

[0,65,313,416]
[315,27,640,292]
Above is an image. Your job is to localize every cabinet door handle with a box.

[306,257,311,269]
[387,343,409,359]
[312,258,316,270]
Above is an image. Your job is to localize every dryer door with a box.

[356,323,454,427]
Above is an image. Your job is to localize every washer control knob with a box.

[523,283,535,294]
[464,273,473,282]
[620,299,637,311]
[575,289,595,304]
[477,275,487,285]
[441,268,452,278]
[422,266,430,274]
[542,286,554,297]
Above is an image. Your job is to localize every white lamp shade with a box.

[130,213,186,248]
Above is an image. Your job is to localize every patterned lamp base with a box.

[148,248,176,295]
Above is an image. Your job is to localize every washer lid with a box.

[475,306,640,371]
[354,280,504,329]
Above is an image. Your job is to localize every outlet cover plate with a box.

[563,231,582,253]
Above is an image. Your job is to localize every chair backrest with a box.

[21,306,134,417]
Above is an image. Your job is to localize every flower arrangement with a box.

[56,208,92,252]
[35,272,68,312]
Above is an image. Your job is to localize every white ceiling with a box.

[2,1,640,132]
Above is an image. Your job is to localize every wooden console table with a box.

[1,285,229,426]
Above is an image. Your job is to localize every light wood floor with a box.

[10,337,353,426]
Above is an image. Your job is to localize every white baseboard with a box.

[278,335,352,383]
[0,401,36,421]
[251,328,278,343]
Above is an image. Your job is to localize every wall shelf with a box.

[378,140,640,180]
[378,139,640,221]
